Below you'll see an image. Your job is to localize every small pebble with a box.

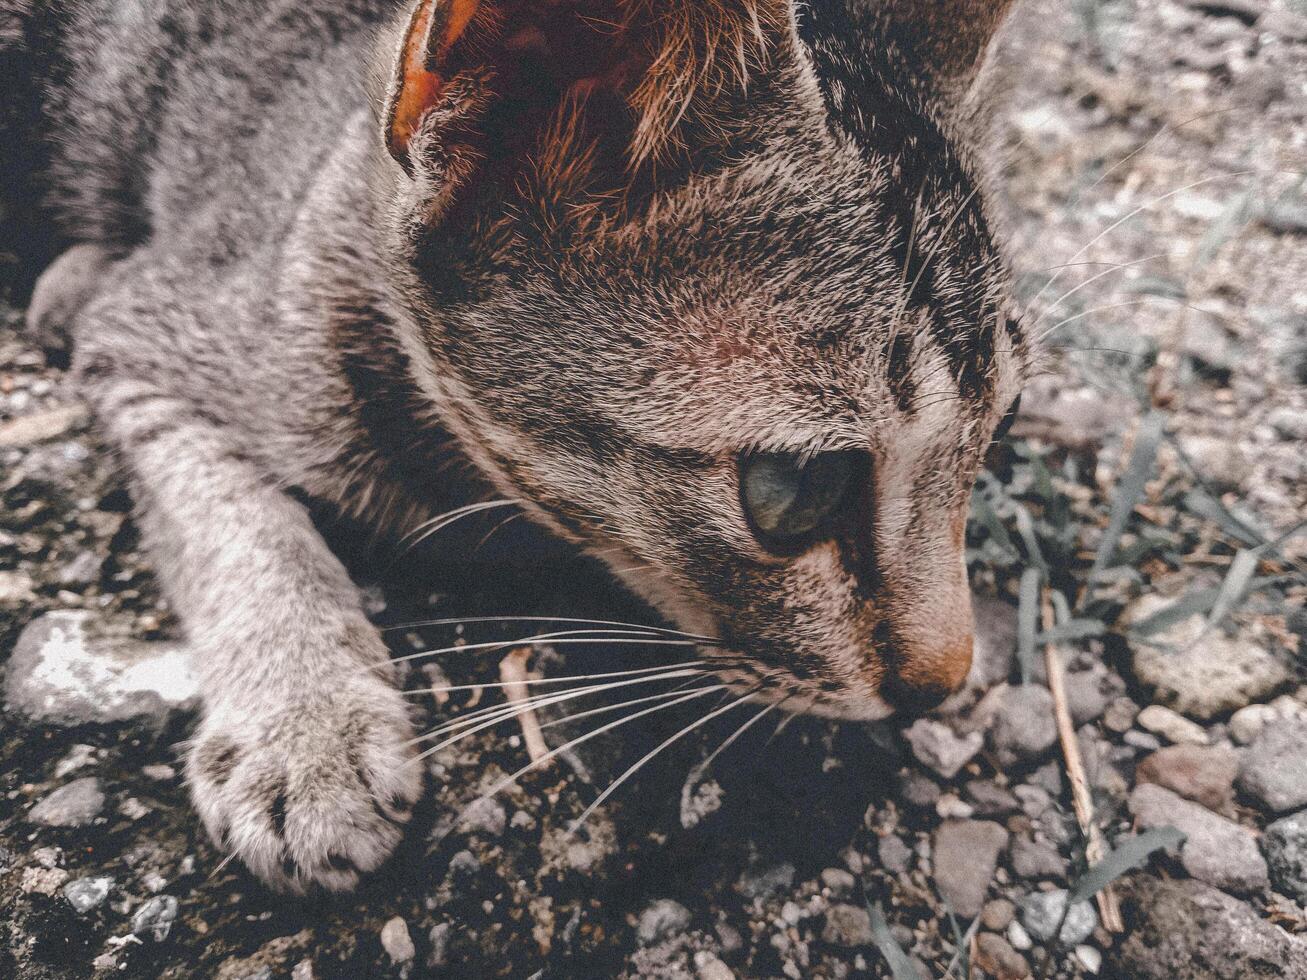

[822,904,874,947]
[380,916,415,964]
[1075,944,1103,975]
[1019,889,1097,945]
[64,876,113,913]
[637,899,691,945]
[820,867,855,898]
[28,777,106,827]
[694,950,736,980]
[1006,920,1033,951]
[131,895,179,942]
[1136,705,1208,745]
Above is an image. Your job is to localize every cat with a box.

[3,0,1028,893]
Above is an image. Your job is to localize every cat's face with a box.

[385,0,1027,719]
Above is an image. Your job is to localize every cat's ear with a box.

[877,0,1017,92]
[383,0,482,174]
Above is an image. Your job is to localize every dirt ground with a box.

[2,1,1306,978]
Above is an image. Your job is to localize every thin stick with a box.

[499,647,550,765]
[1041,592,1123,933]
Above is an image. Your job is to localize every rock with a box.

[877,834,913,875]
[458,798,506,837]
[1018,890,1097,946]
[977,900,1013,933]
[900,772,942,809]
[1238,717,1307,813]
[1181,0,1262,25]
[1135,705,1208,745]
[736,862,795,900]
[380,917,415,964]
[1261,8,1307,42]
[1063,666,1113,726]
[1009,835,1068,880]
[1075,944,1103,975]
[637,900,691,946]
[1269,407,1307,442]
[693,951,736,980]
[28,777,106,827]
[0,404,89,448]
[820,868,855,897]
[291,962,315,980]
[63,876,113,914]
[132,895,179,942]
[4,611,199,726]
[976,684,1057,766]
[1264,811,1307,904]
[1006,920,1033,952]
[1229,702,1283,744]
[0,570,37,604]
[1010,377,1134,450]
[1128,783,1268,894]
[970,596,1019,690]
[1131,623,1290,720]
[1179,434,1248,491]
[22,867,70,896]
[427,922,452,968]
[1135,745,1238,814]
[822,904,873,947]
[1179,310,1237,383]
[1112,876,1307,978]
[936,793,975,819]
[53,743,97,779]
[903,718,984,779]
[932,820,1009,918]
[1102,696,1139,734]
[974,932,1030,979]
[965,779,1020,816]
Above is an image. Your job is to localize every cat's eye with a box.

[992,394,1022,444]
[739,451,858,552]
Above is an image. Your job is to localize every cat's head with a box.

[378,0,1029,720]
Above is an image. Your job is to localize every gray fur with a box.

[9,0,1028,891]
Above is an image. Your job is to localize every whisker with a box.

[686,695,787,783]
[567,685,766,835]
[1026,170,1255,311]
[404,659,720,697]
[458,684,729,814]
[380,615,720,644]
[1029,252,1163,333]
[379,632,712,675]
[398,499,520,550]
[404,669,709,760]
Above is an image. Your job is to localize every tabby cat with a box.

[2,0,1027,892]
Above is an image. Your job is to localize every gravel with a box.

[1018,889,1098,946]
[903,717,984,779]
[975,683,1059,767]
[1128,783,1269,894]
[4,610,198,726]
[63,875,113,914]
[1113,876,1307,979]
[1134,744,1239,814]
[932,820,1009,918]
[636,900,691,946]
[28,776,106,827]
[1131,623,1291,720]
[131,895,180,942]
[1135,705,1209,746]
[820,904,873,947]
[1238,717,1307,814]
[1263,810,1307,904]
[379,916,415,964]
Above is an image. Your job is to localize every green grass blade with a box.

[867,903,920,980]
[1067,827,1187,906]
[1088,411,1164,585]
[1017,567,1043,685]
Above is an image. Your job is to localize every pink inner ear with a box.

[388,0,481,167]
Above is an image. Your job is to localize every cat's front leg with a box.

[87,368,422,893]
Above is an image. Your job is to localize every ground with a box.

[2,0,1306,978]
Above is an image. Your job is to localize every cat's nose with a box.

[878,634,973,715]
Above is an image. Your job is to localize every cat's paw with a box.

[186,672,422,894]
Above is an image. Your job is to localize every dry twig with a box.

[499,647,551,765]
[1041,592,1124,933]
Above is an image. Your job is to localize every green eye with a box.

[740,451,858,550]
